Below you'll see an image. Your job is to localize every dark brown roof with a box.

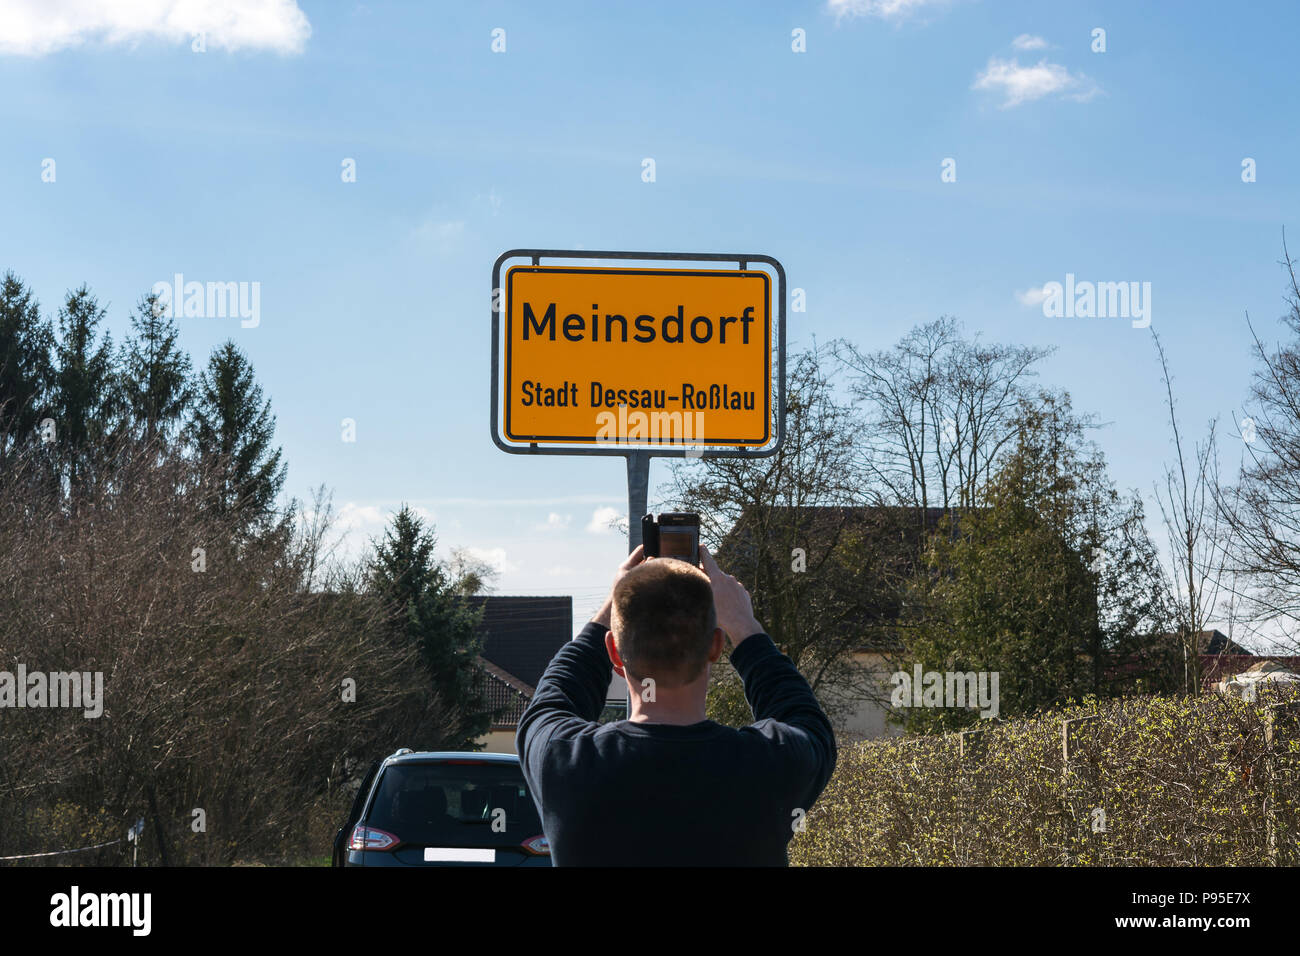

[467,595,573,731]
[468,595,573,690]
[1141,629,1253,656]
[1195,629,1252,656]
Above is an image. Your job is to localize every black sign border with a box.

[491,249,786,459]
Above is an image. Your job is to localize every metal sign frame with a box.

[491,248,786,460]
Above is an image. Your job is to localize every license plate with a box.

[424,847,496,863]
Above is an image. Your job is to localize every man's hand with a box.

[699,544,764,648]
[591,544,646,628]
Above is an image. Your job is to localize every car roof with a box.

[383,751,520,766]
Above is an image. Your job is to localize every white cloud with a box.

[461,546,518,575]
[336,502,388,536]
[1016,285,1051,307]
[330,502,438,546]
[1011,34,1049,51]
[972,56,1099,108]
[827,0,948,22]
[585,506,622,534]
[533,512,572,532]
[0,0,311,57]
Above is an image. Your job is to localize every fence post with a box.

[1062,715,1097,765]
[1061,715,1099,865]
[959,728,985,760]
[955,729,988,864]
[1264,701,1300,866]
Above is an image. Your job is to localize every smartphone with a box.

[641,512,700,565]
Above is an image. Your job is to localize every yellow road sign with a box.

[502,265,771,446]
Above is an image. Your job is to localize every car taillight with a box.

[348,825,399,852]
[521,834,550,856]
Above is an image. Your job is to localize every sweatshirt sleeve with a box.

[728,633,838,803]
[515,621,613,775]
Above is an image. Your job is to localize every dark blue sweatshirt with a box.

[515,620,837,866]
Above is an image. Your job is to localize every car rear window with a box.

[364,761,543,845]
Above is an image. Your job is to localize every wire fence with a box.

[0,836,125,862]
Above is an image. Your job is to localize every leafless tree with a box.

[1150,328,1229,694]
[832,316,1052,520]
[448,547,500,596]
[1215,234,1300,652]
[0,439,464,865]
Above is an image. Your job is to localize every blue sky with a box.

[1,0,1296,643]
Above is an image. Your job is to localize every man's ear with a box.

[707,627,725,663]
[605,631,626,678]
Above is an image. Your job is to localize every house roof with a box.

[1136,629,1254,656]
[723,505,962,545]
[469,595,573,690]
[468,595,573,730]
[1195,629,1253,656]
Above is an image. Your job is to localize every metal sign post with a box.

[624,450,649,719]
[626,450,649,556]
[491,249,787,722]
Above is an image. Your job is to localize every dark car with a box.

[333,750,551,867]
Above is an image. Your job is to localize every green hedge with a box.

[791,690,1300,866]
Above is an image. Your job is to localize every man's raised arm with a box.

[698,545,838,798]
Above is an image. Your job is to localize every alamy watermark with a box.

[595,403,708,459]
[0,665,103,718]
[1030,273,1151,328]
[50,886,150,936]
[151,273,260,328]
[890,664,999,719]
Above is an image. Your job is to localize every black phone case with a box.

[641,513,659,557]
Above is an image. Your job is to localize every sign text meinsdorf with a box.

[503,265,771,447]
